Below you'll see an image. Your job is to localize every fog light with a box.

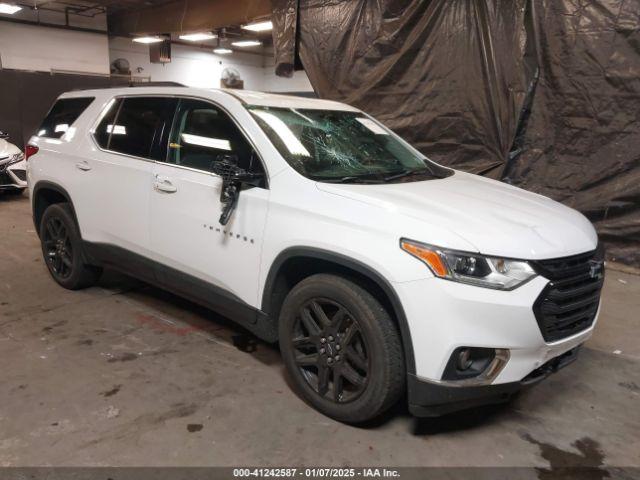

[443,347,498,381]
[456,348,473,370]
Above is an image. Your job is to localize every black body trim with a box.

[408,345,582,417]
[407,374,520,417]
[82,242,274,335]
[262,247,417,375]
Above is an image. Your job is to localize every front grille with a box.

[531,244,605,342]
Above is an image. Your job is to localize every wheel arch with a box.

[32,181,79,236]
[262,247,416,375]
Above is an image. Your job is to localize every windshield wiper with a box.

[383,168,440,182]
[310,175,385,184]
[335,176,385,184]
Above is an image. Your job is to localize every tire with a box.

[279,273,405,423]
[40,203,102,290]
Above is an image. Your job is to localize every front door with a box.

[149,98,269,315]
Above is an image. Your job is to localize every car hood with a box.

[0,139,21,160]
[316,171,597,260]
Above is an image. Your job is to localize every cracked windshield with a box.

[247,106,452,183]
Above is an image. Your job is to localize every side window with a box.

[94,98,122,149]
[37,97,95,139]
[106,97,177,160]
[167,99,262,174]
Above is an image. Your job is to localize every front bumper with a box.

[393,264,600,416]
[0,159,27,190]
[395,274,598,382]
[408,345,582,416]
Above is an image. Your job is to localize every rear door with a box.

[81,96,177,262]
[149,97,269,312]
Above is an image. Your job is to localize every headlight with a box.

[400,238,537,290]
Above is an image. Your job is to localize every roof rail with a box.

[129,81,186,87]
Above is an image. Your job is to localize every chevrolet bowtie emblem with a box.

[588,260,603,279]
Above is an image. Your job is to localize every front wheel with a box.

[40,203,102,290]
[279,274,405,423]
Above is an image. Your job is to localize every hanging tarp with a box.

[272,0,640,266]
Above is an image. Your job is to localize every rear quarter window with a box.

[37,97,95,139]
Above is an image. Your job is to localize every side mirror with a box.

[211,156,265,225]
[0,131,9,140]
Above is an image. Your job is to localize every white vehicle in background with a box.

[0,131,27,194]
[26,87,605,423]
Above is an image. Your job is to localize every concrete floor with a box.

[1,192,639,468]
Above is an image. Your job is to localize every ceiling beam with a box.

[107,0,271,35]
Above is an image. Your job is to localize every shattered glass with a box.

[248,106,451,182]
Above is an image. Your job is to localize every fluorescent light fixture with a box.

[179,32,217,42]
[182,133,231,151]
[133,36,164,44]
[0,3,22,14]
[231,40,262,47]
[213,47,233,55]
[251,110,310,157]
[106,125,127,135]
[242,20,272,32]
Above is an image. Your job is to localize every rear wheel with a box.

[40,203,101,289]
[279,274,405,423]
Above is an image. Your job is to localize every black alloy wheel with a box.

[39,203,102,290]
[292,298,370,403]
[42,216,74,280]
[279,274,405,423]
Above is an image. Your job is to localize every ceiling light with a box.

[232,40,262,47]
[213,47,233,55]
[242,20,272,32]
[0,3,22,14]
[132,36,164,44]
[179,32,217,42]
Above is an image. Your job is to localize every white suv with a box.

[26,87,605,422]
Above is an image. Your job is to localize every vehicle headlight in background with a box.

[400,238,537,290]
[9,153,24,165]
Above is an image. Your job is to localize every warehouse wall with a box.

[108,37,314,93]
[0,22,314,93]
[0,22,315,151]
[262,51,314,93]
[264,70,313,93]
[0,23,110,74]
[108,36,267,90]
[0,70,129,149]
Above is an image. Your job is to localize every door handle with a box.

[75,161,91,171]
[154,175,177,193]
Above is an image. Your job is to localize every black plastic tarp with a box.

[271,0,640,266]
